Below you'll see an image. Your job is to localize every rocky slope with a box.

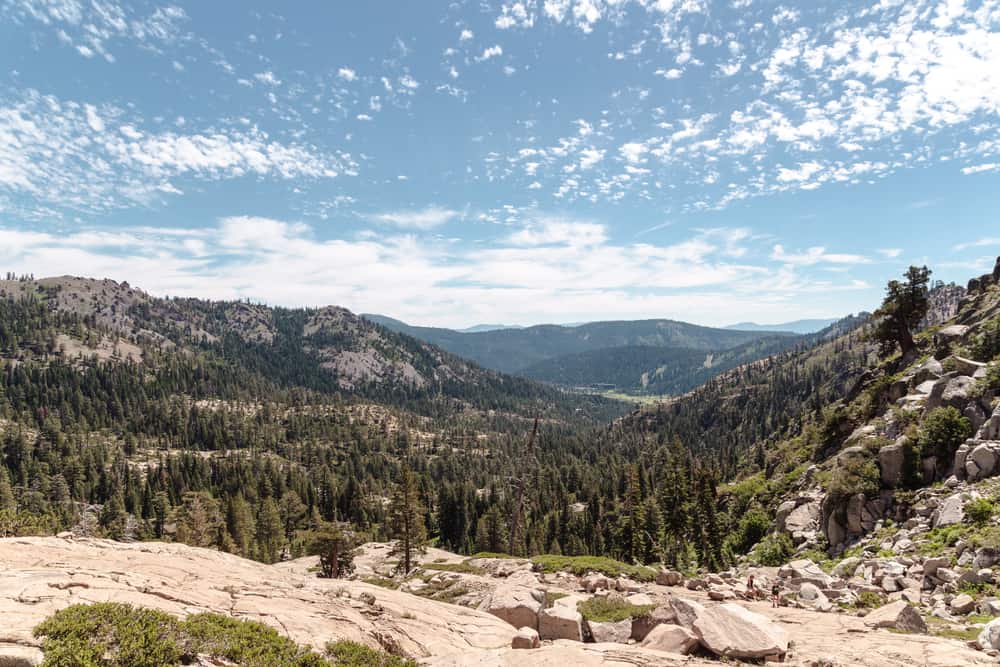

[2,536,993,666]
[0,275,620,423]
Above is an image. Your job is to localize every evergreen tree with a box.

[388,468,427,574]
[256,497,284,563]
[873,265,931,356]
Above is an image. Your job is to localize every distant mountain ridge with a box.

[362,314,794,376]
[724,318,839,334]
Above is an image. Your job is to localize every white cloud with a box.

[878,248,903,259]
[507,218,607,246]
[337,67,357,82]
[459,29,474,41]
[0,219,875,327]
[477,45,503,62]
[954,237,1000,251]
[254,71,281,86]
[0,89,348,218]
[771,244,870,266]
[372,206,461,230]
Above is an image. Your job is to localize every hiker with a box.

[746,573,756,600]
[771,582,781,608]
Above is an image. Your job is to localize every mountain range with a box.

[723,318,839,334]
[364,313,813,395]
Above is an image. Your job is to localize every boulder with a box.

[585,618,632,644]
[950,593,975,615]
[863,601,928,634]
[640,624,699,654]
[629,606,676,642]
[980,618,1000,651]
[799,582,822,601]
[950,356,986,377]
[481,584,544,630]
[655,569,682,586]
[0,646,43,667]
[670,597,706,629]
[932,493,966,528]
[784,501,821,543]
[979,406,1000,441]
[878,440,907,489]
[832,556,861,578]
[625,593,653,607]
[511,627,540,649]
[692,603,789,659]
[936,326,970,347]
[940,376,976,409]
[538,605,583,642]
[968,443,999,482]
[778,559,833,587]
[923,556,951,577]
[974,547,1000,570]
[581,574,613,593]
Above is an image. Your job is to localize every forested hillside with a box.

[0,267,995,584]
[364,314,791,375]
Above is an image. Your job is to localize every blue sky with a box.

[1,0,998,328]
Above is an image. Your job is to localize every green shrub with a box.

[530,555,656,582]
[967,498,997,526]
[727,508,771,555]
[31,603,405,667]
[182,613,327,667]
[827,456,881,500]
[856,591,884,609]
[919,407,973,463]
[577,597,655,623]
[34,603,183,667]
[970,316,1000,362]
[753,533,794,566]
[326,641,417,667]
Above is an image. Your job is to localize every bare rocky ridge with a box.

[1,536,994,666]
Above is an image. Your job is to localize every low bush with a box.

[966,498,998,526]
[530,554,657,582]
[752,533,794,566]
[33,603,414,667]
[577,597,655,623]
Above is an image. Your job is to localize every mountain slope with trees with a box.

[363,314,794,375]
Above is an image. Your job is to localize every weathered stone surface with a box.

[879,440,907,489]
[692,603,789,659]
[950,593,975,614]
[979,618,1000,650]
[778,559,833,587]
[670,597,707,629]
[655,570,682,586]
[863,601,928,634]
[923,556,951,577]
[0,646,43,667]
[538,605,583,642]
[511,627,540,649]
[799,582,822,601]
[585,618,632,644]
[940,376,977,409]
[640,624,699,654]
[933,493,966,527]
[629,605,676,642]
[480,584,544,631]
[0,537,517,659]
[784,501,821,543]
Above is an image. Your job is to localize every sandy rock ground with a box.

[0,537,995,666]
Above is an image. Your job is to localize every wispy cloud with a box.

[954,238,1000,252]
[372,207,462,230]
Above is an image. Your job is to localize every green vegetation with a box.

[752,533,794,566]
[970,315,1000,362]
[577,597,656,623]
[918,407,973,463]
[325,641,417,667]
[32,603,388,667]
[856,591,885,609]
[967,497,998,526]
[872,265,931,356]
[531,555,657,582]
[420,561,485,575]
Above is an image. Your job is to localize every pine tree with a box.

[256,497,284,563]
[388,467,427,574]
